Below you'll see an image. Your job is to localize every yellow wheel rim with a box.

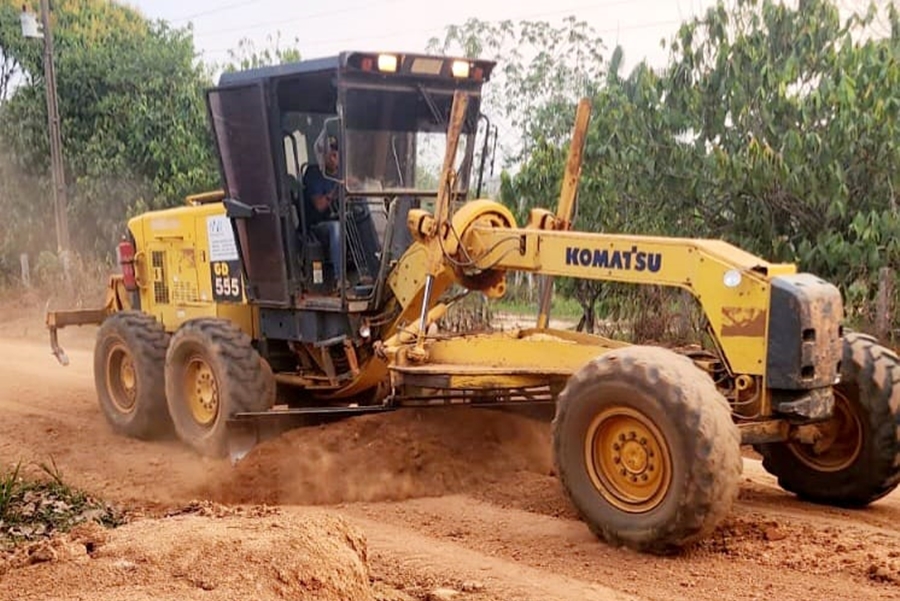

[584,406,673,513]
[184,355,219,427]
[788,390,862,472]
[106,342,137,413]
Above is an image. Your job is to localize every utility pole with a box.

[23,2,70,256]
[39,0,70,257]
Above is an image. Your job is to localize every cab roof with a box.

[217,55,338,87]
[217,51,495,88]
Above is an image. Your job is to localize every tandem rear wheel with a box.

[164,319,275,458]
[553,346,742,554]
[94,311,172,439]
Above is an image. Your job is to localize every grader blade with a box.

[226,419,264,464]
[225,405,396,464]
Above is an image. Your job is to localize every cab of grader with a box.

[47,50,900,555]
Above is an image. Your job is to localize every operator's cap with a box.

[314,128,338,165]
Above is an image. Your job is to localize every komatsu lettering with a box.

[565,246,662,273]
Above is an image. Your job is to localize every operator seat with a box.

[286,173,303,230]
[346,199,381,284]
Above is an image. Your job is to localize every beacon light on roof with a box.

[344,52,494,82]
[377,54,398,73]
[451,60,471,78]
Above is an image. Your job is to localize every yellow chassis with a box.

[45,93,839,452]
[390,327,625,387]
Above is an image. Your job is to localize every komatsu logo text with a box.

[565,246,663,273]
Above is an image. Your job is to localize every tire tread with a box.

[165,318,274,457]
[553,346,742,554]
[758,333,900,506]
[94,311,171,439]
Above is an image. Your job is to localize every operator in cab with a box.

[303,131,343,290]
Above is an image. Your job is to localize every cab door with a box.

[207,83,290,306]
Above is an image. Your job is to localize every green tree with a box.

[436,0,900,333]
[428,16,606,162]
[222,32,301,73]
[503,57,703,333]
[665,0,900,321]
[429,18,612,325]
[0,0,220,263]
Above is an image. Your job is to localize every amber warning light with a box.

[348,53,489,82]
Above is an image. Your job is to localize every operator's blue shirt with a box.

[303,165,337,227]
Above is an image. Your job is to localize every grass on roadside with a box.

[491,295,584,320]
[0,458,124,550]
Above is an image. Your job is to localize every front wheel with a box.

[94,312,171,439]
[756,333,900,506]
[165,319,275,457]
[553,346,742,554]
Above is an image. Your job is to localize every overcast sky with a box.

[123,0,723,70]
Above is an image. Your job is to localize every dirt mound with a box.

[205,407,553,506]
[0,502,376,601]
[694,508,900,585]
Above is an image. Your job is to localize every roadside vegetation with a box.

[433,0,900,340]
[0,459,123,550]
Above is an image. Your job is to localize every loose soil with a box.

[204,407,553,506]
[2,303,900,600]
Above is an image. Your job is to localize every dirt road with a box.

[2,312,900,600]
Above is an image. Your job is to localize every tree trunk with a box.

[876,266,893,341]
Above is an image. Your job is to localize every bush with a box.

[0,459,123,550]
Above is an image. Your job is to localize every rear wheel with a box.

[165,319,275,457]
[756,333,900,505]
[553,346,741,554]
[94,312,171,439]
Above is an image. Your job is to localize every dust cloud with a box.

[202,407,554,506]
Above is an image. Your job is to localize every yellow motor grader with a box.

[48,51,900,554]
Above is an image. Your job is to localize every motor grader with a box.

[48,51,900,554]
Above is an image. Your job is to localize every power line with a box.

[200,14,682,58]
[192,0,651,41]
[198,0,674,56]
[168,0,268,24]
[192,0,408,40]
